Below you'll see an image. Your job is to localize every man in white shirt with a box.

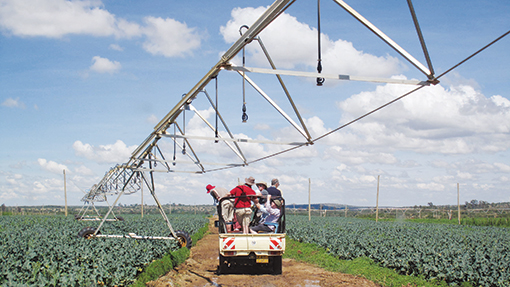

[250,195,281,234]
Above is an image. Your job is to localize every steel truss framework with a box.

[78,0,509,239]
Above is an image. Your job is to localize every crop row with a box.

[287,216,510,287]
[0,214,208,286]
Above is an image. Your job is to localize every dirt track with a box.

[147,219,380,287]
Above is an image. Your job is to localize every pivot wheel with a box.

[77,227,100,239]
[174,230,192,249]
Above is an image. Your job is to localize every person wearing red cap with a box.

[206,184,234,232]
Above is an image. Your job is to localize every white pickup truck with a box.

[217,197,286,274]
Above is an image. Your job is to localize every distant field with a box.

[0,214,207,286]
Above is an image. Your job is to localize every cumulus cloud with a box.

[142,16,201,57]
[0,0,138,38]
[147,114,159,124]
[494,162,510,172]
[73,140,137,164]
[2,97,26,109]
[220,6,403,76]
[90,56,121,74]
[74,165,94,176]
[0,0,201,57]
[109,43,123,51]
[38,158,68,174]
[336,81,510,154]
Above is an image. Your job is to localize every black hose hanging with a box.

[239,25,249,122]
[316,0,325,86]
[172,124,176,165]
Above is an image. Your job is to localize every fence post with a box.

[376,175,380,222]
[63,169,67,217]
[457,183,461,225]
[308,178,311,221]
[141,182,144,218]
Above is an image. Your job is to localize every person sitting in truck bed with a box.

[250,194,281,234]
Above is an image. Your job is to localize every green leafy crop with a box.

[287,216,510,286]
[0,214,207,286]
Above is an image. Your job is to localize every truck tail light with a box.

[269,251,281,256]
[224,251,236,256]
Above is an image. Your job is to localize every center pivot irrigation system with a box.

[77,0,509,246]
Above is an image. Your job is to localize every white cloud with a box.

[90,56,121,74]
[142,16,201,57]
[37,158,68,174]
[494,162,510,172]
[74,165,94,176]
[2,97,26,109]
[0,0,201,58]
[0,0,131,38]
[220,6,403,76]
[109,43,123,51]
[336,81,510,154]
[417,182,445,191]
[456,171,473,180]
[147,114,159,124]
[254,124,270,130]
[73,140,137,164]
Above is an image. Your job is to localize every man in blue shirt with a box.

[266,178,281,197]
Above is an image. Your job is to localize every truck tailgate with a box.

[219,233,285,255]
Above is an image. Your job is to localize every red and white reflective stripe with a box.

[223,237,235,250]
[269,238,282,250]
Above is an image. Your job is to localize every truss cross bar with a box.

[133,168,206,174]
[407,0,435,78]
[254,37,313,141]
[173,123,206,172]
[332,0,431,77]
[227,65,429,86]
[94,189,125,236]
[188,105,247,163]
[202,89,247,161]
[164,133,306,146]
[129,0,295,165]
[144,168,177,238]
[235,71,310,140]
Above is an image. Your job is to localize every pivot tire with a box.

[174,230,192,249]
[116,216,124,221]
[78,227,99,239]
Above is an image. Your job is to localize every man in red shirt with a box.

[230,176,258,234]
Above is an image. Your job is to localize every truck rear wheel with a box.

[272,256,282,275]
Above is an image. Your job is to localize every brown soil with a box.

[147,218,380,287]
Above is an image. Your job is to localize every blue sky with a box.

[1,0,509,208]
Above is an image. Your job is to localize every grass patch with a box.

[284,239,461,287]
[131,220,209,287]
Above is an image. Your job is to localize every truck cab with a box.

[217,196,286,274]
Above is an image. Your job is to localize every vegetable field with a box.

[287,216,510,286]
[0,214,207,286]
